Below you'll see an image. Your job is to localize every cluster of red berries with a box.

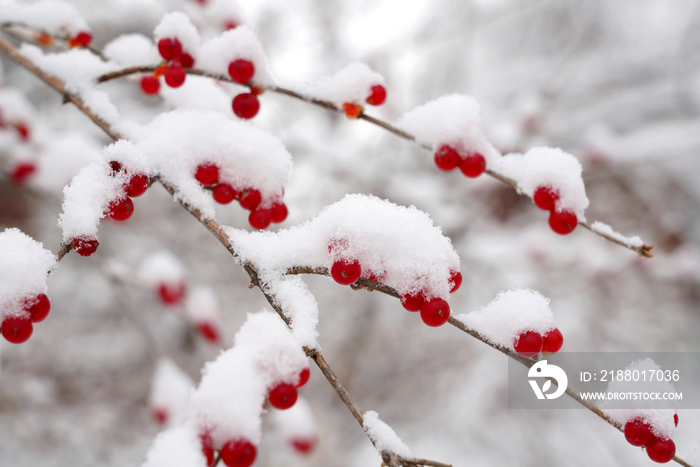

[433,144,486,178]
[228,59,263,119]
[399,271,461,327]
[71,161,150,257]
[1,293,50,344]
[141,37,195,95]
[341,84,387,119]
[624,416,678,463]
[513,328,564,358]
[193,367,310,467]
[532,185,578,235]
[67,31,92,48]
[194,162,288,230]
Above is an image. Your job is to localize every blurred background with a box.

[1,0,699,465]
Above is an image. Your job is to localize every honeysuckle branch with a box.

[95,64,654,258]
[1,31,683,467]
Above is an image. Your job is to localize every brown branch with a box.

[1,32,679,467]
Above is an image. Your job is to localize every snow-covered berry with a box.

[249,209,272,230]
[164,64,186,88]
[331,259,361,285]
[221,439,257,467]
[459,153,486,178]
[213,184,237,204]
[297,367,310,388]
[180,53,195,68]
[548,210,577,235]
[366,85,386,106]
[126,174,149,197]
[674,413,678,427]
[420,298,450,327]
[624,419,653,447]
[108,197,135,222]
[232,93,260,119]
[158,38,182,61]
[342,103,363,119]
[228,59,255,84]
[195,163,220,187]
[513,331,543,358]
[72,236,99,257]
[200,432,215,467]
[74,31,92,47]
[270,202,288,223]
[434,145,460,172]
[400,292,424,312]
[448,270,462,293]
[269,382,298,410]
[533,186,559,211]
[158,282,186,306]
[27,293,50,323]
[239,188,261,211]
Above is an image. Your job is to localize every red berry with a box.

[140,76,160,95]
[548,210,578,235]
[197,322,220,344]
[200,432,215,467]
[296,367,310,388]
[290,438,316,455]
[1,316,32,344]
[239,188,261,210]
[108,196,135,221]
[232,93,260,119]
[158,282,186,306]
[180,53,195,68]
[330,259,361,285]
[268,382,298,410]
[195,163,220,187]
[221,439,257,467]
[459,153,486,178]
[75,31,92,47]
[164,64,186,88]
[126,174,149,197]
[674,413,678,427]
[533,185,559,211]
[542,328,564,354]
[400,292,424,312]
[366,84,386,106]
[448,271,462,293]
[213,184,237,204]
[249,209,272,230]
[624,418,653,446]
[152,407,168,424]
[27,293,50,323]
[646,438,676,463]
[434,145,460,172]
[420,298,450,327]
[228,59,255,84]
[342,102,363,119]
[14,122,30,141]
[10,162,36,185]
[270,202,288,223]
[109,161,123,173]
[224,20,239,30]
[513,331,543,358]
[72,236,99,257]
[158,38,182,61]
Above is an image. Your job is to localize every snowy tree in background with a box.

[0,1,699,466]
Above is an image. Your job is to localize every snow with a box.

[227,194,461,347]
[185,286,220,323]
[104,34,160,67]
[153,12,201,59]
[0,88,36,124]
[600,358,678,440]
[497,147,590,217]
[57,161,127,242]
[203,0,244,30]
[142,423,208,467]
[363,411,412,458]
[31,133,102,193]
[456,289,556,351]
[159,75,234,116]
[269,397,317,439]
[590,221,644,249]
[0,229,56,320]
[19,44,121,125]
[397,94,502,166]
[185,311,307,449]
[295,62,385,106]
[197,26,275,87]
[150,358,194,426]
[0,0,90,36]
[138,250,186,287]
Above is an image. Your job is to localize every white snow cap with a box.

[31,133,102,193]
[153,11,200,56]
[397,94,501,165]
[138,250,186,287]
[197,26,274,87]
[150,358,194,426]
[363,411,412,458]
[227,194,461,347]
[601,359,678,440]
[0,88,36,124]
[19,44,120,124]
[457,289,556,351]
[142,423,208,467]
[185,286,220,323]
[296,62,385,107]
[104,34,160,67]
[269,397,317,440]
[590,221,643,249]
[497,147,589,217]
[204,0,244,29]
[0,0,90,36]
[0,229,56,320]
[186,311,307,448]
